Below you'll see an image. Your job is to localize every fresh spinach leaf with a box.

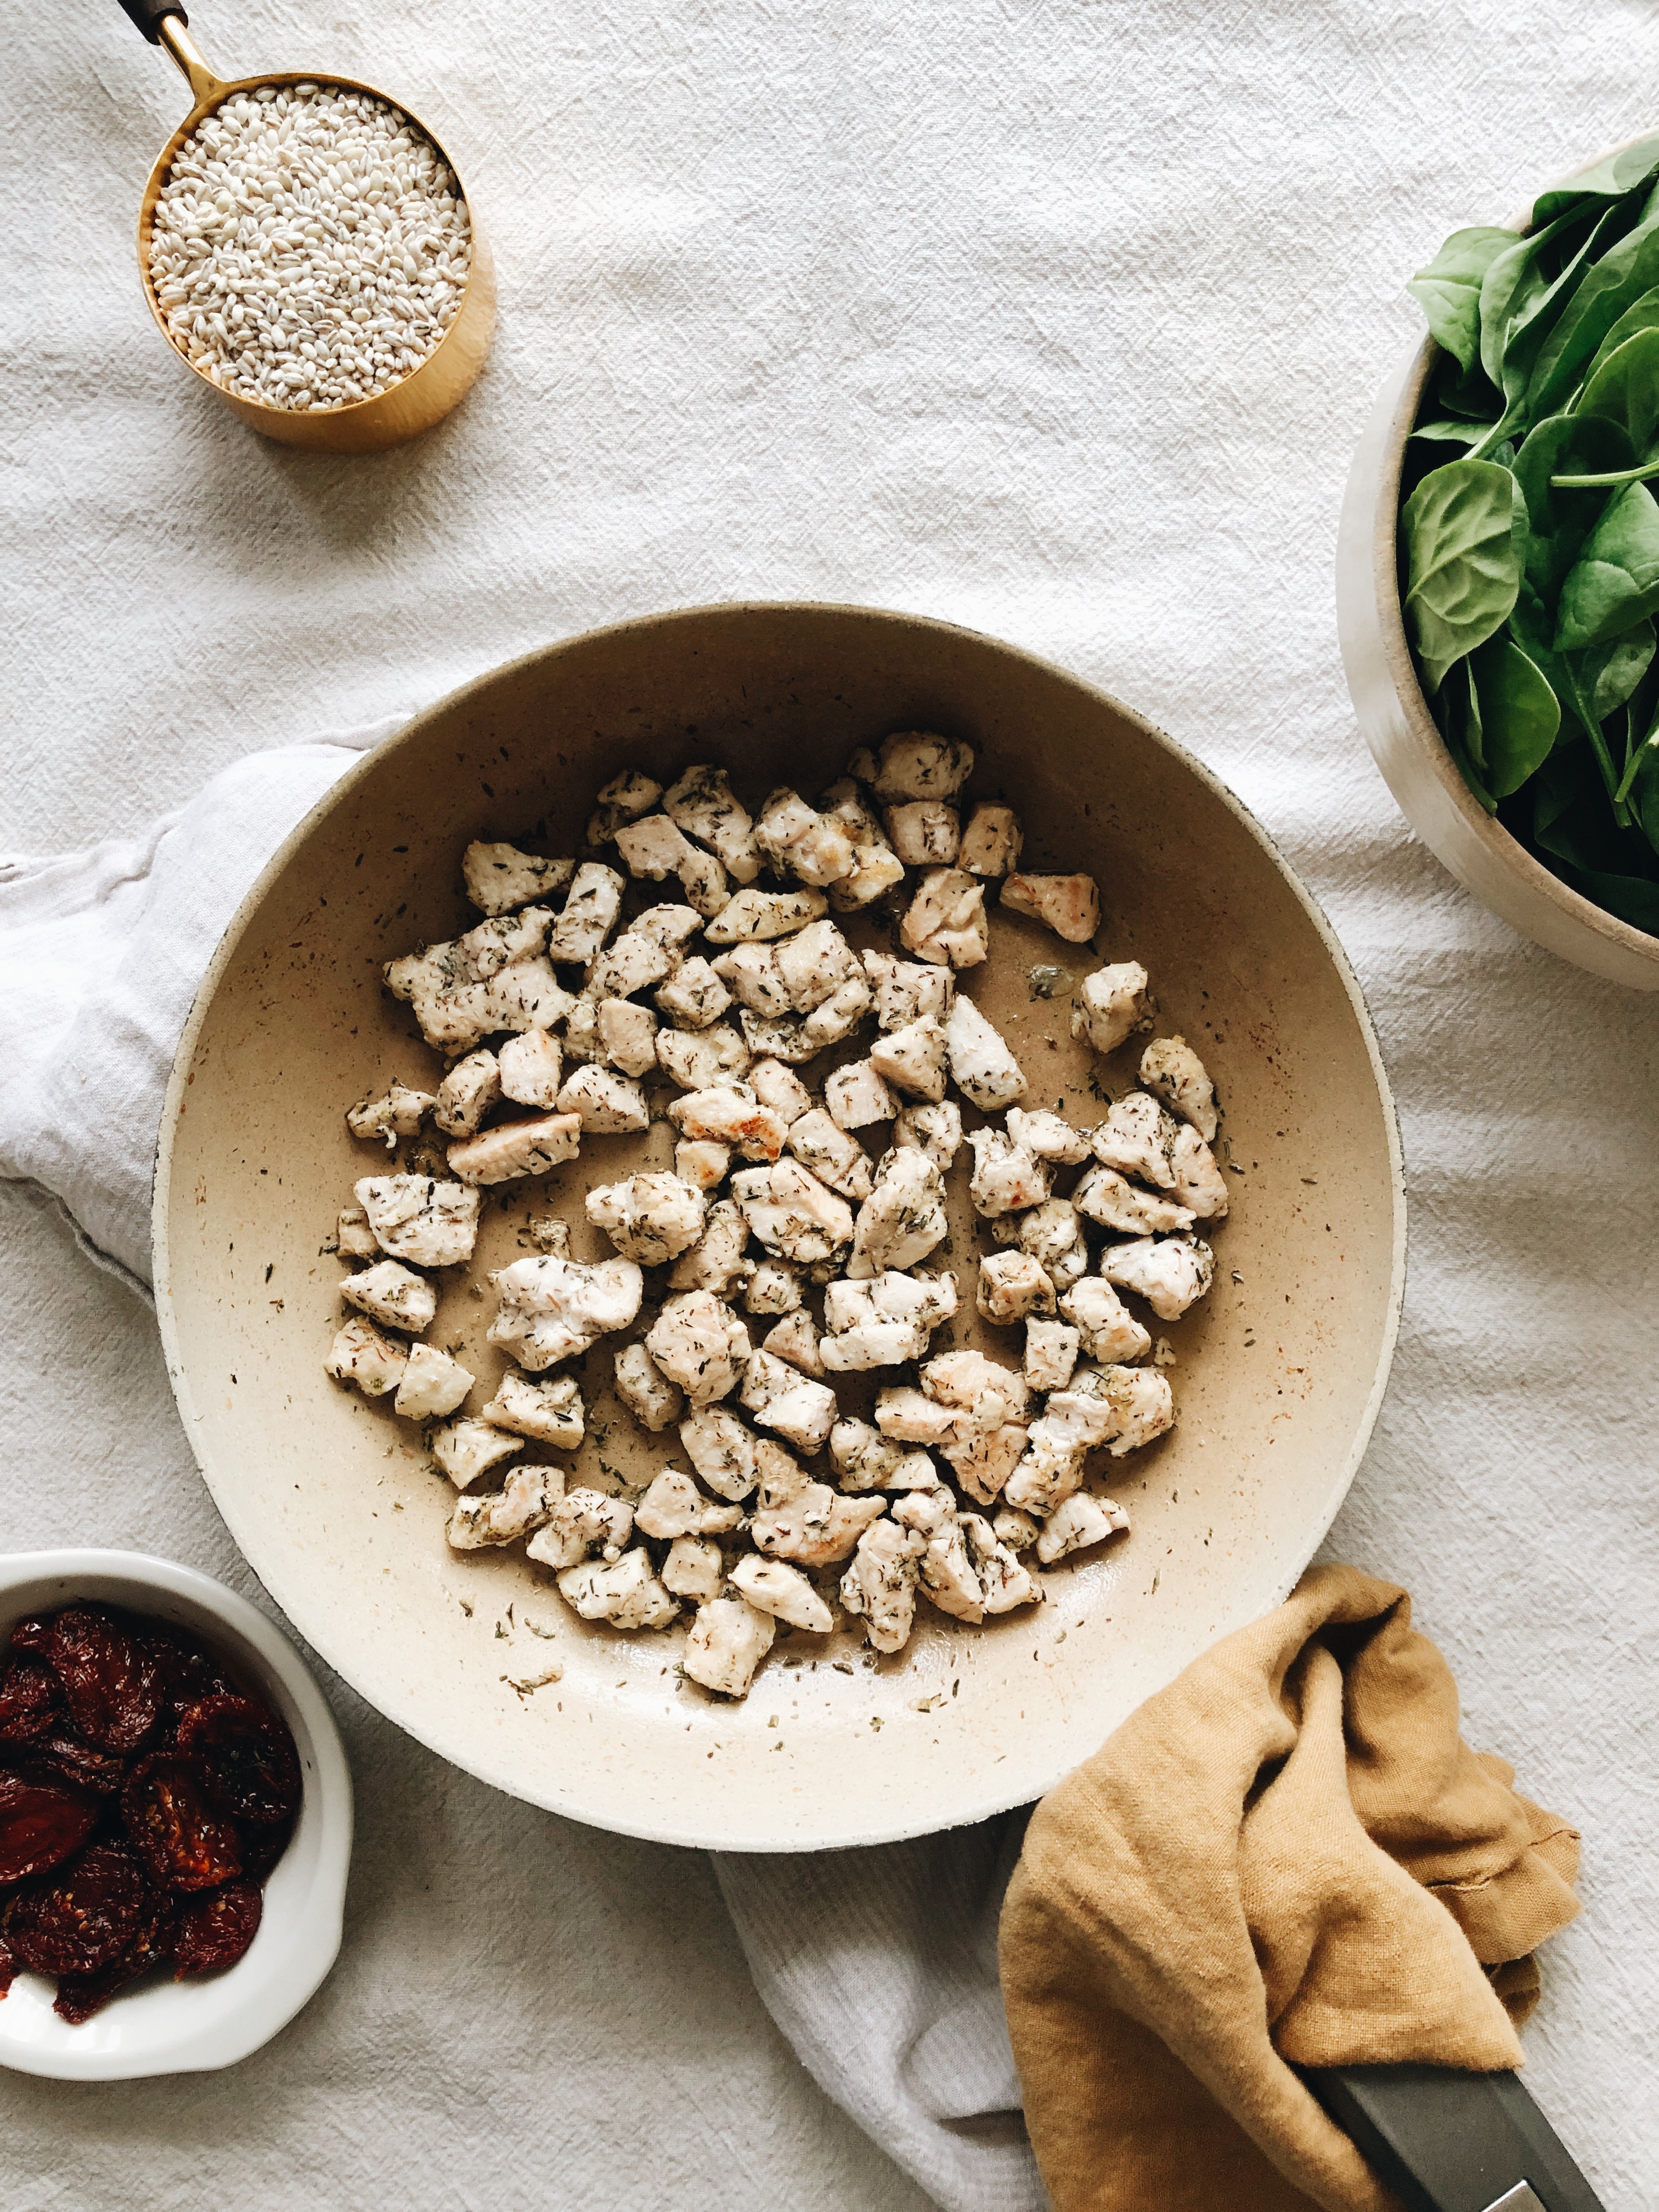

[1592,618,1656,718]
[1470,633,1561,795]
[1578,280,1659,388]
[1574,326,1659,455]
[1555,480,1659,650]
[1410,419,1485,444]
[1567,860,1659,928]
[1512,413,1633,602]
[1407,227,1520,371]
[1401,459,1523,691]
[1526,185,1659,420]
[1531,132,1659,228]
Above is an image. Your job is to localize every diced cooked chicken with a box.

[562,998,600,1063]
[941,1419,1030,1506]
[586,769,664,847]
[1002,1430,1086,1516]
[962,1515,1043,1612]
[977,1250,1056,1323]
[666,1197,752,1295]
[393,1342,475,1419]
[751,1474,885,1565]
[556,1549,679,1630]
[864,952,956,1032]
[1043,1363,1176,1459]
[819,781,907,911]
[820,1268,958,1370]
[774,920,860,1012]
[585,927,676,1005]
[447,1113,583,1186]
[1006,1107,1091,1166]
[674,845,732,920]
[661,1534,726,1604]
[462,841,576,916]
[959,802,1023,877]
[384,907,571,1053]
[356,1175,481,1267]
[1139,1035,1218,1142]
[664,765,763,884]
[656,1022,752,1090]
[991,1195,1090,1292]
[335,1201,381,1259]
[669,1085,789,1160]
[1169,1124,1229,1220]
[868,732,975,802]
[1001,872,1099,944]
[830,1420,940,1492]
[586,1173,708,1264]
[346,1080,435,1149]
[786,1109,874,1202]
[1099,1236,1215,1321]
[488,1254,645,1369]
[679,1405,761,1500]
[613,1342,686,1431]
[1089,1092,1181,1190]
[965,1128,1049,1217]
[746,1058,811,1126]
[656,958,732,1031]
[545,863,627,963]
[446,1463,562,1550]
[526,1217,573,1257]
[527,1486,635,1568]
[729,1555,835,1634]
[614,812,695,882]
[341,1260,437,1334]
[734,1006,814,1067]
[1071,962,1151,1055]
[705,886,828,944]
[839,1518,925,1652]
[324,1314,407,1398]
[675,1139,731,1190]
[1037,1490,1130,1565]
[847,1148,947,1278]
[594,998,658,1077]
[875,1385,1008,1452]
[894,1489,984,1622]
[682,1595,775,1697]
[764,1310,825,1375]
[1022,1318,1084,1389]
[497,1029,564,1108]
[945,997,1026,1110]
[1059,1278,1154,1363]
[741,1349,840,1454]
[822,1066,894,1137]
[635,902,706,956]
[893,1100,963,1170]
[922,1348,1030,1423]
[433,1049,501,1138]
[450,1468,562,1559]
[901,868,989,969]
[710,943,793,1016]
[885,802,960,867]
[744,1257,803,1316]
[481,1370,584,1449]
[992,1505,1041,1550]
[743,977,872,1063]
[634,1468,744,1540]
[645,1290,752,1407]
[755,788,857,887]
[430,1415,523,1491]
[867,1017,948,1104]
[1073,1163,1194,1237]
[731,1159,855,1265]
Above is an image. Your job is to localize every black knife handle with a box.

[1301,2064,1605,2212]
[116,0,187,44]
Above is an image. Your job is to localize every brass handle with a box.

[116,0,184,41]
[115,0,226,103]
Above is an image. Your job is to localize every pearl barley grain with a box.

[146,82,473,412]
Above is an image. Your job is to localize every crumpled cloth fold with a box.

[1000,1562,1581,2212]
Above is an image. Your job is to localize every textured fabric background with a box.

[4,0,1659,2203]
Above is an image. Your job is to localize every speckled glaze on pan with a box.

[153,603,1405,1852]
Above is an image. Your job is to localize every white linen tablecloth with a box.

[5,0,1659,2203]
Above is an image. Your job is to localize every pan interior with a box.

[154,604,1403,1850]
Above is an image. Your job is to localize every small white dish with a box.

[0,1550,352,2080]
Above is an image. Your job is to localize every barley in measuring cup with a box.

[147,82,473,413]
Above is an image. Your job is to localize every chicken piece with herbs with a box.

[1071,1163,1194,1238]
[1139,1035,1218,1142]
[741,1349,840,1454]
[341,1260,437,1334]
[1006,1107,1091,1165]
[819,781,907,911]
[586,1173,708,1265]
[488,1254,645,1369]
[1071,962,1150,1056]
[945,998,1026,1110]
[462,842,576,916]
[1059,1278,1153,1364]
[645,1291,752,1408]
[556,1550,679,1631]
[991,1195,1089,1292]
[1088,1092,1181,1190]
[324,1314,407,1399]
[976,1250,1055,1323]
[825,1061,897,1130]
[965,1127,1050,1217]
[865,732,975,802]
[1099,1237,1215,1321]
[885,802,960,867]
[498,1029,564,1109]
[447,1113,583,1186]
[755,788,857,887]
[1000,872,1099,944]
[669,1085,789,1161]
[481,1370,584,1449]
[666,1198,752,1296]
[901,869,989,969]
[527,1487,634,1567]
[346,1081,435,1149]
[959,803,1022,877]
[433,1051,501,1138]
[394,1342,475,1420]
[355,1175,481,1267]
[830,1420,939,1493]
[1036,1490,1130,1565]
[731,1159,855,1265]
[729,1555,834,1634]
[682,1595,776,1697]
[868,1017,948,1103]
[705,887,828,944]
[612,1343,686,1431]
[893,1099,963,1171]
[664,765,763,884]
[447,1464,562,1550]
[751,1474,885,1566]
[820,1269,958,1370]
[786,1109,874,1202]
[384,906,572,1054]
[847,1147,949,1278]
[839,1518,926,1652]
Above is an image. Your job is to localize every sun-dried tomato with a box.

[0,1929,16,1997]
[178,1695,301,1827]
[121,1753,242,1892]
[0,1770,97,1885]
[46,1609,159,1757]
[8,1617,54,1657]
[173,1878,262,1978]
[238,1815,295,1883]
[6,1843,145,1976]
[0,1658,63,1746]
[33,1735,126,1797]
[52,1888,177,2023]
[145,1628,232,1736]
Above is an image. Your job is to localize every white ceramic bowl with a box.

[1336,295,1659,990]
[0,1551,352,2081]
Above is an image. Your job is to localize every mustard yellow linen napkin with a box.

[998,1564,1581,2212]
